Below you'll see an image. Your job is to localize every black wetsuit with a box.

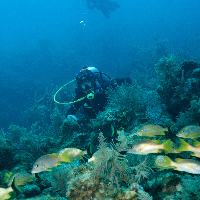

[66,68,112,118]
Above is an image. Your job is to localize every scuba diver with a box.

[86,0,120,19]
[54,66,131,120]
[66,66,112,119]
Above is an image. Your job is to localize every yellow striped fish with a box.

[137,124,168,137]
[178,138,200,158]
[32,148,87,173]
[127,139,171,155]
[155,155,200,174]
[58,148,87,161]
[0,187,13,200]
[177,125,200,138]
[4,172,34,193]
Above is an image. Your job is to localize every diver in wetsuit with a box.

[66,66,112,119]
[86,0,120,18]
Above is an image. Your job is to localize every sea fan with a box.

[91,132,132,189]
[50,164,71,195]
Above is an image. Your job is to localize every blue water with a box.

[0,0,200,128]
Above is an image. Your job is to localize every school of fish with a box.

[1,124,200,199]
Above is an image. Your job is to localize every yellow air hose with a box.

[54,79,84,105]
[54,79,94,105]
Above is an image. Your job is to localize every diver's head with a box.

[76,67,93,86]
[81,81,91,90]
[76,66,101,94]
[80,80,94,94]
[76,66,99,84]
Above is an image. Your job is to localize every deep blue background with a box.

[0,0,200,129]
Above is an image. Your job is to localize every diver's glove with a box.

[87,91,95,99]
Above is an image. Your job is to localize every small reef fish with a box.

[88,147,114,163]
[0,187,13,200]
[88,149,106,163]
[32,148,87,173]
[31,153,71,173]
[155,155,200,174]
[4,172,34,193]
[178,138,200,158]
[176,125,200,138]
[58,148,87,161]
[136,124,168,137]
[127,139,171,155]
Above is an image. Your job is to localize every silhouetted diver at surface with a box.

[86,0,120,18]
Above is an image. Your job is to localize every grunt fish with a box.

[4,172,34,193]
[155,155,200,174]
[31,153,70,173]
[177,125,200,138]
[178,138,200,158]
[0,187,13,200]
[137,124,168,137]
[32,148,87,173]
[127,139,171,155]
[58,148,87,161]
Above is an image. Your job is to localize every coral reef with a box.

[90,133,131,188]
[25,195,60,200]
[50,165,70,196]
[181,174,200,198]
[173,99,200,132]
[1,54,200,200]
[155,55,200,120]
[50,107,65,138]
[66,162,149,200]
[0,129,13,170]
